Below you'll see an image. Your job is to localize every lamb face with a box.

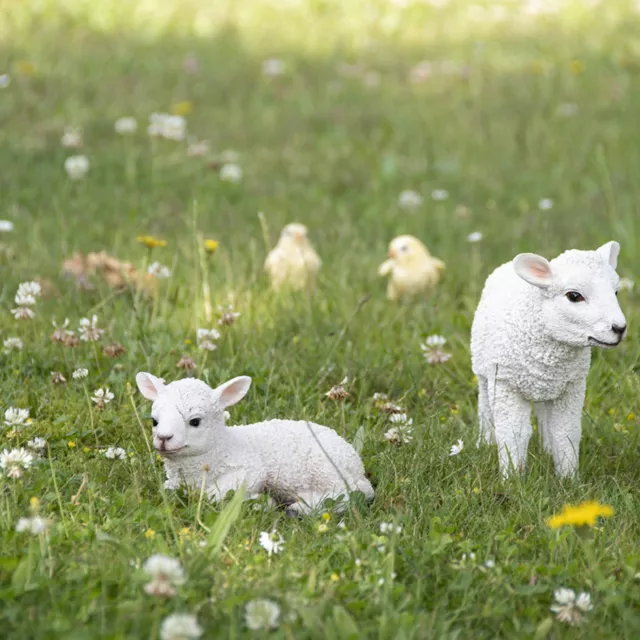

[135,372,251,458]
[514,241,626,349]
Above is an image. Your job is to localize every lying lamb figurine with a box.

[471,241,626,477]
[135,372,374,514]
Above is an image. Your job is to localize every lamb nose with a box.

[612,324,626,335]
[158,434,174,442]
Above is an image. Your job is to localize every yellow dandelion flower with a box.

[330,573,340,582]
[321,512,331,522]
[83,447,91,453]
[30,497,41,511]
[67,441,76,448]
[204,239,219,254]
[570,59,584,75]
[144,528,156,539]
[626,412,635,421]
[172,101,193,116]
[137,235,167,249]
[184,338,192,345]
[15,60,35,76]
[546,500,614,529]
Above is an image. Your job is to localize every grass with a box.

[0,0,639,637]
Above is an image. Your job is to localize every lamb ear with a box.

[513,253,553,289]
[214,376,252,409]
[135,372,165,401]
[596,241,620,269]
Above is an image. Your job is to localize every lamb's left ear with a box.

[596,241,620,269]
[513,253,553,289]
[214,376,252,409]
[136,372,165,401]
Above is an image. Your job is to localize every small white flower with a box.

[423,334,446,348]
[27,437,47,452]
[380,522,402,535]
[245,598,281,631]
[143,554,187,598]
[220,163,242,183]
[114,116,138,134]
[160,613,202,640]
[64,155,90,179]
[389,413,413,426]
[78,315,103,342]
[4,407,30,427]
[0,448,33,478]
[484,558,496,569]
[259,529,285,556]
[163,115,187,141]
[223,410,231,421]
[11,306,35,320]
[61,126,83,148]
[15,516,48,535]
[619,277,634,291]
[148,262,171,279]
[197,328,220,352]
[0,74,10,89]
[91,388,115,406]
[431,189,449,201]
[550,588,593,625]
[104,446,126,460]
[538,198,553,210]
[467,231,483,243]
[218,304,241,326]
[17,282,42,298]
[3,337,23,352]
[575,592,593,612]
[187,139,209,157]
[449,439,464,456]
[72,368,89,379]
[262,58,285,77]
[425,349,452,364]
[372,392,389,402]
[0,220,14,232]
[15,293,36,306]
[398,190,423,209]
[384,426,413,444]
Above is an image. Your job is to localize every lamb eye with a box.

[189,418,201,427]
[152,418,158,427]
[566,291,585,303]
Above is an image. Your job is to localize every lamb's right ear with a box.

[214,376,252,409]
[513,253,553,289]
[135,372,165,401]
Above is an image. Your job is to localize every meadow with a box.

[1,0,639,637]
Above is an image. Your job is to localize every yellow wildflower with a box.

[15,60,35,76]
[418,388,427,398]
[67,441,76,448]
[204,239,219,254]
[330,573,340,582]
[472,487,480,494]
[137,235,167,249]
[172,101,193,116]
[472,376,478,385]
[626,412,635,421]
[546,501,614,529]
[144,528,156,539]
[292,335,300,344]
[179,527,190,536]
[608,408,615,415]
[30,497,41,512]
[318,523,328,533]
[184,338,192,345]
[321,512,331,522]
[83,447,91,453]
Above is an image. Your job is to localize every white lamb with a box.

[471,241,627,478]
[135,372,374,514]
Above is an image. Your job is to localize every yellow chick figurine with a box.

[377,235,445,301]
[264,223,322,291]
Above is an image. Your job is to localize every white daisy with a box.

[245,599,281,631]
[0,448,34,478]
[72,368,89,379]
[550,588,593,625]
[449,439,464,456]
[3,337,23,352]
[219,163,242,183]
[78,315,104,342]
[61,126,83,148]
[262,58,285,77]
[4,407,30,427]
[538,198,553,210]
[148,262,171,279]
[0,220,14,232]
[431,189,449,201]
[64,155,90,179]
[91,388,114,407]
[398,190,423,209]
[467,231,483,243]
[143,554,186,598]
[104,446,126,460]
[27,437,47,453]
[259,529,285,556]
[114,116,138,134]
[160,613,202,640]
[15,516,48,535]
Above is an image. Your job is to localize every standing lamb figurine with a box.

[471,241,626,477]
[135,372,374,514]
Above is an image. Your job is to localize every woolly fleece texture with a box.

[136,373,373,514]
[471,242,626,477]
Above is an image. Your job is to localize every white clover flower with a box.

[0,448,33,478]
[187,139,209,157]
[0,220,14,232]
[484,558,496,569]
[15,516,48,535]
[0,74,10,89]
[17,282,42,298]
[372,392,389,402]
[143,554,186,598]
[467,231,483,243]
[424,349,452,364]
[148,262,172,279]
[218,304,241,326]
[431,189,449,201]
[104,446,126,460]
[384,426,413,444]
[163,115,187,141]
[114,116,138,134]
[619,277,634,291]
[61,126,83,148]
[78,315,104,342]
[11,306,35,320]
[449,439,464,456]
[3,337,23,352]
[27,437,47,452]
[262,58,285,77]
[423,334,446,347]
[197,328,220,352]
[220,163,242,183]
[550,588,593,625]
[64,155,90,179]
[160,613,202,640]
[398,190,423,209]
[245,599,281,631]
[15,293,36,307]
[259,529,284,556]
[380,522,402,535]
[91,388,114,406]
[538,198,553,210]
[389,413,412,426]
[72,368,89,379]
[4,407,30,427]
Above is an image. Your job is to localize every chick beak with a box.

[294,231,305,243]
[388,248,397,259]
